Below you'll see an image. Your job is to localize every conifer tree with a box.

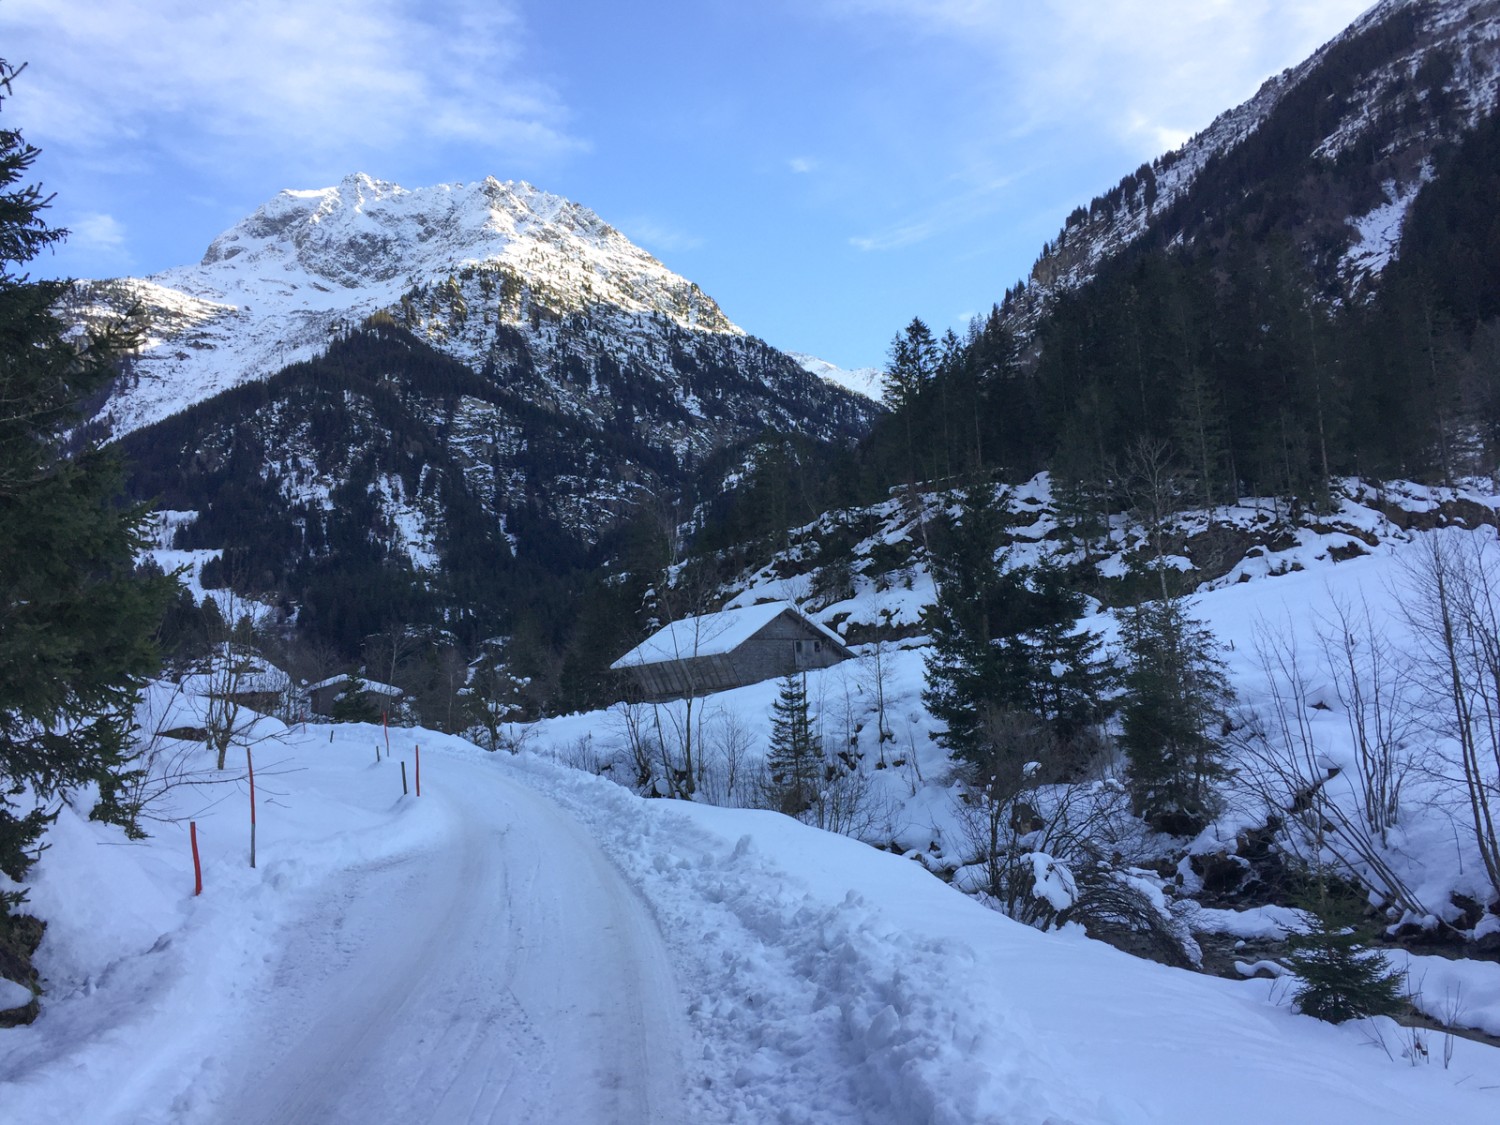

[924,480,1114,766]
[765,674,821,816]
[0,60,174,915]
[882,317,938,489]
[1119,593,1233,834]
[1287,917,1405,1024]
[923,480,1016,762]
[880,317,937,413]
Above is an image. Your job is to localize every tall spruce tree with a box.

[1118,593,1233,835]
[924,479,1114,766]
[0,61,173,919]
[765,673,822,816]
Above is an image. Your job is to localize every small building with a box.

[611,601,854,702]
[307,673,404,718]
[179,652,293,717]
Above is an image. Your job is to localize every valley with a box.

[7,1,1500,1121]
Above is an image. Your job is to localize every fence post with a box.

[401,761,408,796]
[415,744,421,797]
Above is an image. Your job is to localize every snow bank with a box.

[494,748,1500,1124]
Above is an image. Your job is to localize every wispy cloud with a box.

[824,0,1370,157]
[850,173,1018,252]
[8,0,584,179]
[788,156,817,174]
[849,224,932,253]
[623,217,705,255]
[67,212,128,255]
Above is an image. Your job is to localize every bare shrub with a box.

[1317,596,1418,845]
[696,707,756,808]
[1234,621,1426,917]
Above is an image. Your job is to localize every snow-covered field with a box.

[4,713,1498,1123]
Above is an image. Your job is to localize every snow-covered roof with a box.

[180,655,291,698]
[610,601,849,669]
[307,673,404,698]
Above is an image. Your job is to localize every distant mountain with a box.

[85,176,874,671]
[1003,0,1500,328]
[72,174,753,434]
[81,173,871,527]
[788,353,883,402]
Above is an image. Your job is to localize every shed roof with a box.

[610,601,849,670]
[180,653,291,698]
[307,673,404,697]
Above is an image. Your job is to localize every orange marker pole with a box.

[247,746,257,870]
[190,820,203,896]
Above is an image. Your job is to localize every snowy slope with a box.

[70,173,744,438]
[2,718,1496,1123]
[789,352,883,402]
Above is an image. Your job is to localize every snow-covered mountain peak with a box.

[789,352,883,402]
[76,174,750,435]
[180,173,732,324]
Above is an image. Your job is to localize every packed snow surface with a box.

[4,714,1496,1123]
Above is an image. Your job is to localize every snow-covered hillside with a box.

[3,717,1496,1123]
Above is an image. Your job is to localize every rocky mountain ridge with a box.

[1005,0,1500,328]
[69,173,771,438]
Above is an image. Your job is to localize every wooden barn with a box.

[611,601,854,702]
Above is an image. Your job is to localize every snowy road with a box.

[213,756,686,1125]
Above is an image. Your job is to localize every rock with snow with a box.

[0,978,31,1012]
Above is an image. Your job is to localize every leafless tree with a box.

[611,699,659,790]
[1120,436,1184,594]
[363,621,420,706]
[857,594,900,767]
[803,762,893,840]
[696,706,756,808]
[951,706,1127,923]
[1317,596,1418,845]
[1234,621,1426,917]
[1401,531,1500,897]
[194,590,283,771]
[635,496,725,798]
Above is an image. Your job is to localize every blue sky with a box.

[10,0,1373,369]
